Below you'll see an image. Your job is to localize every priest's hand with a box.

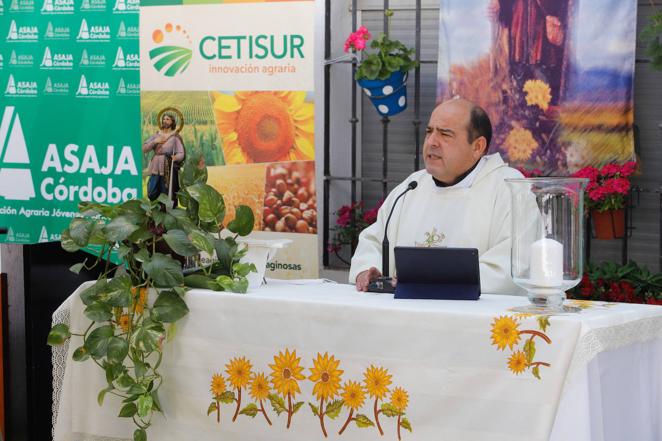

[356,267,381,292]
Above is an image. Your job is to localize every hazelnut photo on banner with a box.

[263,162,317,234]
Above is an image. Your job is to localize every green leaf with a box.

[133,428,147,441]
[537,316,551,333]
[163,229,198,257]
[187,183,225,225]
[134,248,150,263]
[60,229,81,252]
[268,394,287,415]
[98,386,112,406]
[239,403,259,417]
[523,339,536,364]
[227,205,254,236]
[116,373,135,389]
[325,399,343,419]
[128,227,153,244]
[219,390,235,404]
[184,274,222,291]
[69,217,95,247]
[152,290,189,323]
[134,360,148,379]
[105,275,133,308]
[381,402,401,417]
[308,402,319,416]
[131,318,165,352]
[157,193,174,210]
[84,302,113,322]
[401,416,413,432]
[72,345,90,362]
[214,237,237,274]
[104,214,141,242]
[69,261,86,275]
[119,402,138,418]
[80,280,106,306]
[127,383,147,395]
[104,361,124,383]
[216,275,234,291]
[207,401,218,416]
[47,323,71,346]
[354,413,375,428]
[233,262,257,278]
[231,277,249,294]
[107,337,129,363]
[532,365,541,380]
[143,253,184,287]
[151,390,163,413]
[292,401,304,415]
[188,230,215,255]
[137,394,154,418]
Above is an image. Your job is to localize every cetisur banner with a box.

[140,0,318,279]
[0,0,141,244]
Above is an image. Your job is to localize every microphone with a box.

[368,180,418,293]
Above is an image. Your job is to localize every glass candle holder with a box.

[506,177,588,313]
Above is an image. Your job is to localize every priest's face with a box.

[423,100,485,184]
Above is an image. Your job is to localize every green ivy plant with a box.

[640,7,662,70]
[47,151,257,441]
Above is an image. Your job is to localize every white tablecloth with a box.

[53,280,662,441]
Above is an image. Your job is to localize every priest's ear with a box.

[471,136,488,159]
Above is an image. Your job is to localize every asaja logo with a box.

[112,46,139,70]
[44,21,70,39]
[9,49,34,68]
[79,49,106,68]
[79,0,105,11]
[112,0,138,13]
[6,19,39,42]
[4,74,37,97]
[75,74,109,98]
[39,225,48,243]
[77,18,110,42]
[149,23,192,77]
[41,46,73,69]
[0,0,4,14]
[0,106,36,201]
[43,76,69,95]
[41,0,73,14]
[116,20,139,39]
[4,227,30,243]
[116,77,139,96]
[9,0,34,13]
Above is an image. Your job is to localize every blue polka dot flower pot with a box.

[357,71,408,117]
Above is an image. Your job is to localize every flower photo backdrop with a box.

[436,0,637,175]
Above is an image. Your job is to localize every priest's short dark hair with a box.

[467,105,492,152]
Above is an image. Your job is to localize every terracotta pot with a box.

[591,208,625,240]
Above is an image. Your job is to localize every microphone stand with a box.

[368,181,418,293]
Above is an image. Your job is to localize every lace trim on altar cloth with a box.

[566,315,662,383]
[70,434,132,441]
[52,306,71,441]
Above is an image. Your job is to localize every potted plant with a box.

[573,161,636,239]
[47,151,257,441]
[327,200,381,265]
[344,10,418,117]
[640,6,662,70]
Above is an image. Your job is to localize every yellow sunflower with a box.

[491,316,521,351]
[308,352,344,401]
[249,372,270,401]
[269,348,306,397]
[119,314,130,332]
[504,127,538,162]
[523,79,552,111]
[225,356,253,389]
[210,373,226,397]
[363,365,392,400]
[390,387,409,412]
[211,91,314,164]
[508,351,528,375]
[341,381,366,410]
[131,287,148,314]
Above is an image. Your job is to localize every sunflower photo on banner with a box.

[436,0,637,174]
[140,0,318,278]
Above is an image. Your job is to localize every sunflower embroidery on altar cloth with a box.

[211,91,315,164]
[490,314,553,379]
[207,349,413,440]
[414,227,445,248]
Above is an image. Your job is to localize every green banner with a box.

[0,0,141,244]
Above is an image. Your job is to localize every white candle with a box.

[529,238,563,287]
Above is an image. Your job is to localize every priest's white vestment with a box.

[349,153,526,295]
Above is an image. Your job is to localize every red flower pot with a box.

[591,208,625,240]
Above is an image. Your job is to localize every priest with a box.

[350,98,526,295]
